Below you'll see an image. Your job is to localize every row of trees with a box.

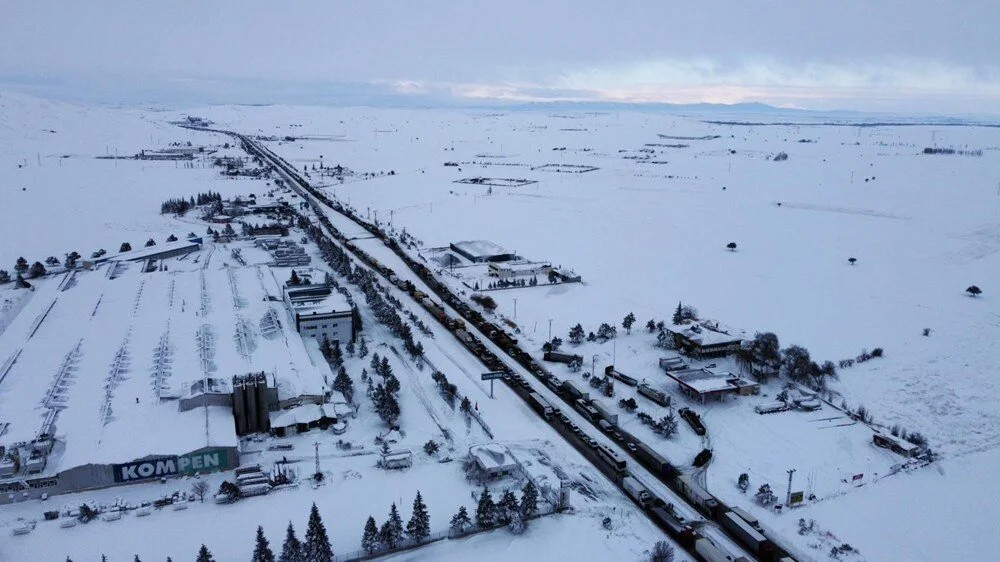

[360,491,431,553]
[159,191,223,216]
[367,352,401,426]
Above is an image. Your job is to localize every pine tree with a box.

[252,525,276,562]
[380,503,404,549]
[497,490,519,525]
[370,352,381,373]
[304,503,334,562]
[119,242,132,252]
[649,540,675,562]
[14,257,28,274]
[406,491,431,543]
[358,338,369,358]
[195,545,214,562]
[333,366,353,402]
[475,488,496,529]
[346,338,355,356]
[450,505,472,534]
[279,522,304,562]
[646,319,657,333]
[380,357,392,378]
[29,261,46,278]
[520,481,538,519]
[319,336,332,360]
[622,312,636,334]
[0,270,9,284]
[289,270,301,286]
[672,302,683,325]
[145,238,156,248]
[568,323,585,345]
[330,340,343,366]
[362,516,380,554]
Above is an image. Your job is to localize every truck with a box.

[658,356,687,372]
[591,401,618,425]
[694,538,732,562]
[604,365,638,386]
[678,407,707,435]
[562,380,589,401]
[638,383,670,407]
[634,442,677,479]
[529,392,553,420]
[721,511,772,554]
[622,476,653,508]
[543,351,583,365]
[574,398,599,422]
[754,401,788,414]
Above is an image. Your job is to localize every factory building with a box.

[283,284,355,344]
[449,240,517,263]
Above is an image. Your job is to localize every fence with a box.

[337,504,560,561]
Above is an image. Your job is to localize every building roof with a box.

[451,240,511,259]
[670,368,738,394]
[668,323,743,347]
[470,443,517,472]
[282,282,352,314]
[489,261,550,272]
[91,239,202,264]
[270,404,336,428]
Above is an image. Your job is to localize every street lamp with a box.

[513,298,517,319]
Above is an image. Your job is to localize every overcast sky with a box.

[2,1,999,113]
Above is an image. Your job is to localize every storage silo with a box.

[232,375,248,436]
[254,372,270,433]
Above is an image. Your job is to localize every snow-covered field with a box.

[2,92,1000,560]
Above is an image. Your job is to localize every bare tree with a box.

[191,480,210,503]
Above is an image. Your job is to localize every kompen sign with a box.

[112,449,232,483]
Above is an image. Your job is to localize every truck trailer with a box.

[529,392,553,420]
[622,476,653,508]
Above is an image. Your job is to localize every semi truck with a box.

[638,382,670,407]
[528,392,553,420]
[721,510,772,555]
[562,380,589,401]
[622,476,653,508]
[543,351,583,365]
[604,365,638,386]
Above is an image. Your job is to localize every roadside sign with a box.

[789,491,804,506]
[481,371,504,398]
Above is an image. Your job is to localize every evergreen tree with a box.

[279,522,304,562]
[380,503,404,549]
[195,545,214,562]
[967,285,983,297]
[622,312,636,334]
[370,352,381,373]
[649,540,675,562]
[450,505,472,534]
[304,503,334,562]
[330,340,343,366]
[497,490,519,525]
[345,338,355,356]
[14,257,28,274]
[362,516,380,554]
[475,489,496,528]
[120,242,132,252]
[568,323,585,345]
[135,557,141,562]
[358,338,369,358]
[380,357,392,378]
[166,234,178,242]
[672,302,683,325]
[145,238,156,247]
[646,319,657,333]
[319,336,332,360]
[406,491,431,543]
[460,396,472,414]
[520,481,539,519]
[288,270,301,286]
[252,526,276,562]
[333,366,353,401]
[738,473,750,492]
[29,261,46,278]
[755,483,776,506]
[0,270,9,284]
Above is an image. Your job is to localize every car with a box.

[627,443,637,452]
[612,431,624,442]
[559,413,570,424]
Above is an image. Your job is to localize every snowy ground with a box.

[3,92,1000,560]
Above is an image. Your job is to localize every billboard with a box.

[789,491,804,506]
[112,448,236,483]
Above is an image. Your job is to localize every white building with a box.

[488,261,551,279]
[282,284,354,344]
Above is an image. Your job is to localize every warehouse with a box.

[449,240,516,263]
[283,283,355,343]
[82,238,203,268]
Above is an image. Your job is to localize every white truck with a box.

[622,476,653,508]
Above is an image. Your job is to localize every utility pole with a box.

[548,319,553,341]
[591,355,597,378]
[314,442,321,477]
[786,468,796,506]
[513,298,517,319]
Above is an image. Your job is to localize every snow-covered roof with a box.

[470,443,517,471]
[282,282,352,314]
[91,239,202,264]
[451,240,510,259]
[670,368,737,394]
[270,404,336,428]
[668,323,743,347]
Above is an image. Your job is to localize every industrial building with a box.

[0,259,336,503]
[82,238,203,268]
[664,323,743,358]
[449,240,516,263]
[283,284,355,344]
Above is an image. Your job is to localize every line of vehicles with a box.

[230,132,797,562]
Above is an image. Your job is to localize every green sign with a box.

[179,448,234,475]
[789,491,804,505]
